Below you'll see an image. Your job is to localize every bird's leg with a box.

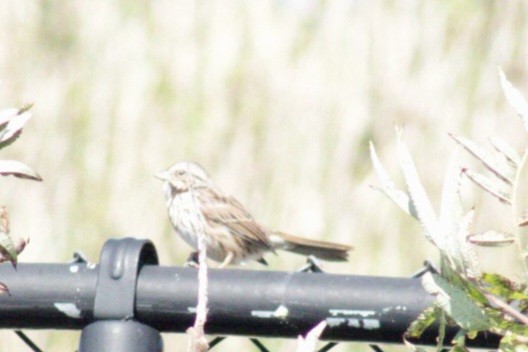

[218,252,234,268]
[184,251,200,268]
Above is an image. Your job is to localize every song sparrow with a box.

[155,161,352,267]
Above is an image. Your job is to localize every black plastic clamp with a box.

[79,238,162,352]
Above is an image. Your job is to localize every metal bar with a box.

[136,266,442,344]
[369,344,384,352]
[14,331,43,352]
[0,263,96,329]
[318,342,338,352]
[0,263,500,348]
[249,338,270,352]
[207,337,225,349]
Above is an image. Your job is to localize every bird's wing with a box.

[200,190,273,250]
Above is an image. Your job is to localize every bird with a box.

[155,161,352,267]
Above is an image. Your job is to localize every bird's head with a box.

[155,161,212,193]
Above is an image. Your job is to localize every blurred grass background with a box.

[0,1,528,350]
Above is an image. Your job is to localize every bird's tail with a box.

[269,232,352,262]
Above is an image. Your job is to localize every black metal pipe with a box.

[137,267,431,342]
[0,262,500,347]
[0,263,96,329]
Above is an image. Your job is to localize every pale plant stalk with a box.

[483,292,528,326]
[186,165,209,352]
[295,321,327,352]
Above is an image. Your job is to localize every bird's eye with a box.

[177,170,186,176]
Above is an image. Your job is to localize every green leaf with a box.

[456,210,481,278]
[466,330,478,339]
[396,128,442,251]
[450,133,515,185]
[439,154,467,273]
[0,109,32,150]
[406,306,437,339]
[463,168,511,205]
[500,68,528,134]
[369,141,417,218]
[499,333,517,352]
[439,154,463,233]
[450,346,469,352]
[499,332,528,352]
[442,265,488,305]
[437,310,446,352]
[422,272,491,331]
[488,137,521,167]
[0,232,17,267]
[513,148,528,278]
[404,338,432,352]
[0,208,16,268]
[452,330,466,347]
[495,318,528,337]
[0,160,42,181]
[468,231,515,247]
[18,103,33,114]
[481,273,528,301]
[0,130,22,150]
[0,108,18,126]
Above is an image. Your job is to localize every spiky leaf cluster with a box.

[371,69,528,352]
[0,104,40,283]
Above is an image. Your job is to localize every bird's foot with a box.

[184,251,200,268]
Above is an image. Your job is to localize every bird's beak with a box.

[154,170,169,181]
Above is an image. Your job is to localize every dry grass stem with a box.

[186,165,209,352]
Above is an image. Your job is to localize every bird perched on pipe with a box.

[155,161,352,267]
